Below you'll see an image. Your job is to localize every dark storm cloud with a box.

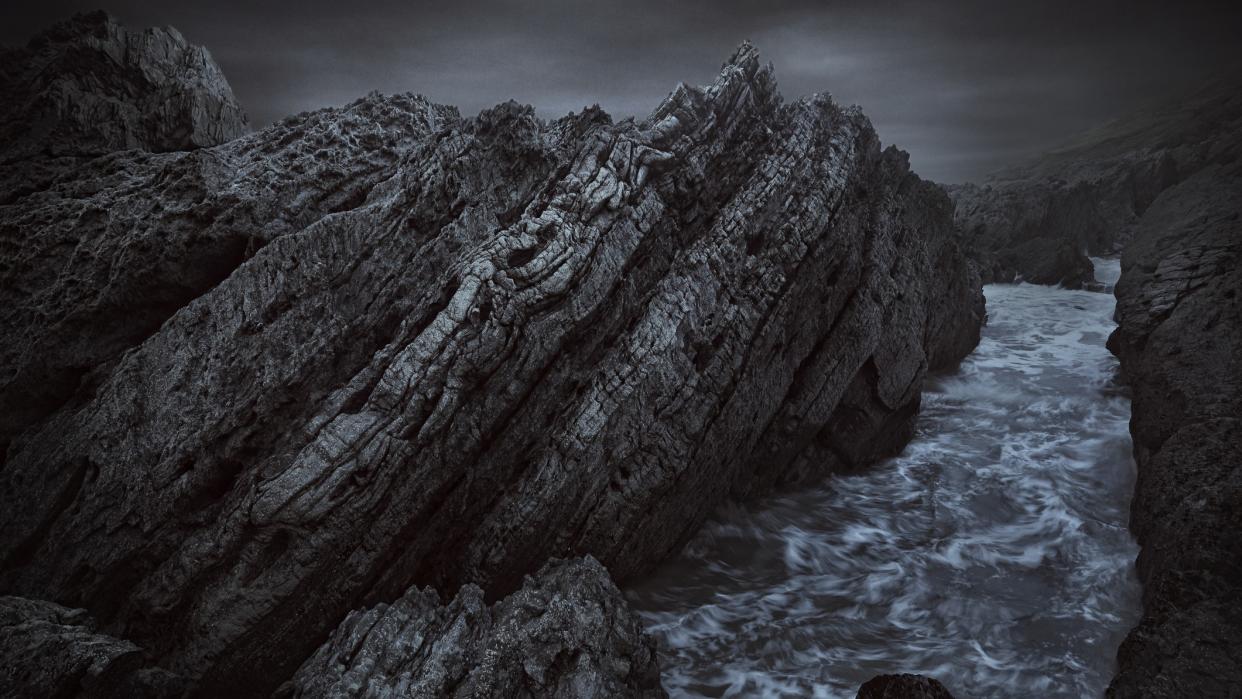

[4,1,1240,181]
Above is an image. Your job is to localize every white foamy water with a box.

[628,258,1142,698]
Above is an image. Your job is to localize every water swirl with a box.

[629,259,1141,698]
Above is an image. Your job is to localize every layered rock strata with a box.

[0,596,186,697]
[1106,159,1242,696]
[0,19,983,695]
[0,11,247,202]
[289,557,664,698]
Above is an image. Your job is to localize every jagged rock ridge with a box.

[949,75,1242,287]
[0,18,983,697]
[288,557,663,698]
[0,11,248,202]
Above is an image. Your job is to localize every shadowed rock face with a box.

[0,596,187,698]
[1105,160,1242,697]
[289,557,664,698]
[0,11,248,202]
[0,18,982,696]
[856,673,954,699]
[950,76,1242,288]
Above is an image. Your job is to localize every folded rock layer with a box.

[0,20,983,695]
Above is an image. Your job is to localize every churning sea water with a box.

[628,258,1142,698]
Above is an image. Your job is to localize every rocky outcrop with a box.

[857,674,955,699]
[288,557,664,698]
[1105,157,1242,696]
[949,181,1099,286]
[950,75,1242,287]
[0,596,186,697]
[0,21,982,696]
[0,11,247,202]
[0,90,458,456]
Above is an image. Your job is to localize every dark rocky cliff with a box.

[0,11,248,203]
[946,68,1242,695]
[289,557,663,698]
[1105,156,1242,696]
[0,16,983,697]
[950,76,1242,287]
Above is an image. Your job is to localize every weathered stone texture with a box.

[289,557,664,698]
[857,673,955,699]
[0,11,248,202]
[0,29,982,695]
[1106,160,1242,696]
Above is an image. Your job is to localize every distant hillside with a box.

[949,74,1242,286]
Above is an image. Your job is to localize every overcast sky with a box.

[5,1,1240,182]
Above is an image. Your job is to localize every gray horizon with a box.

[4,0,1239,183]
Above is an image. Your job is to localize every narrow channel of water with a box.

[628,258,1142,698]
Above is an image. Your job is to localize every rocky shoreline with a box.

[950,74,1242,696]
[0,13,981,697]
[948,76,1241,290]
[1105,158,1241,697]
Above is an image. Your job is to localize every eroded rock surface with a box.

[0,25,982,695]
[950,75,1242,287]
[1105,160,1242,697]
[0,89,458,454]
[290,557,664,698]
[0,596,186,698]
[0,11,247,201]
[856,673,955,699]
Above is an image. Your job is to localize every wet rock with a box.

[0,11,248,201]
[950,75,1242,287]
[0,27,982,696]
[857,673,954,698]
[289,557,664,698]
[949,181,1098,287]
[1106,159,1242,696]
[0,89,460,454]
[0,596,187,698]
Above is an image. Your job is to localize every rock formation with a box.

[856,673,955,699]
[288,557,664,698]
[0,15,983,696]
[0,596,186,697]
[1105,155,1242,695]
[950,75,1242,287]
[0,11,247,204]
